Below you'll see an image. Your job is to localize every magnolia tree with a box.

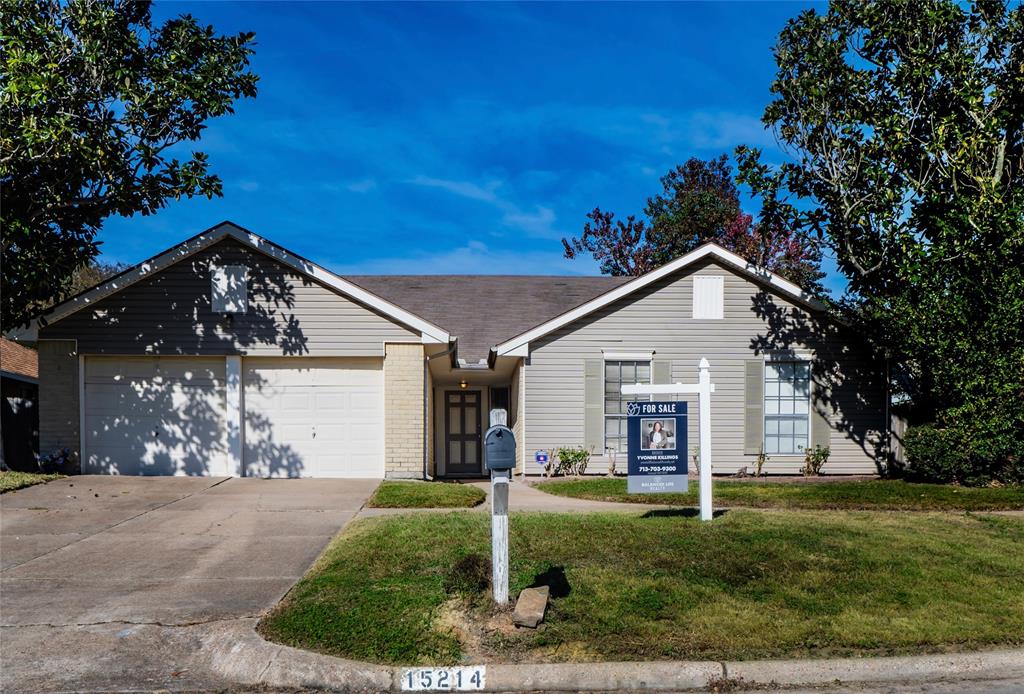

[1,0,258,330]
[735,0,1023,483]
[563,155,825,293]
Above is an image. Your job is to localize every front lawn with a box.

[259,510,1024,665]
[367,481,486,508]
[536,477,1024,511]
[0,471,64,493]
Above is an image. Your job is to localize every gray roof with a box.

[343,275,631,363]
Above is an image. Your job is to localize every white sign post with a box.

[622,358,715,521]
[490,469,510,605]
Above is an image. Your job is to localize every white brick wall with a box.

[384,343,426,477]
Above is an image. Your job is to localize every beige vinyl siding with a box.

[39,239,419,356]
[524,259,886,475]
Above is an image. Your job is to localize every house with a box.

[12,221,890,479]
[1,337,39,470]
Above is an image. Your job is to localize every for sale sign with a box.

[626,400,688,494]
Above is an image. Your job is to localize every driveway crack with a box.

[0,614,262,629]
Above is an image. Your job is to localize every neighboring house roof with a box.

[492,242,828,358]
[345,275,631,364]
[12,222,451,345]
[0,337,38,381]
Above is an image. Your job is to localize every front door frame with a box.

[443,389,483,477]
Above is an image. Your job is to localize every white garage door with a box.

[243,358,384,478]
[84,357,230,476]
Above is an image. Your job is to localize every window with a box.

[692,275,724,319]
[211,265,248,314]
[604,360,651,453]
[764,361,810,454]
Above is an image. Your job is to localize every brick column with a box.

[383,343,426,478]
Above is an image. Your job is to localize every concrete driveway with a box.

[0,475,378,692]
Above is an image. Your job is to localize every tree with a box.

[735,0,1024,482]
[1,0,258,331]
[64,260,128,299]
[563,155,824,292]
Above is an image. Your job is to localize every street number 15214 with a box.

[401,666,486,691]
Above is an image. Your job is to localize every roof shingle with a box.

[1,337,38,380]
[343,275,630,362]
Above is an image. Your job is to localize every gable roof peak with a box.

[490,241,826,358]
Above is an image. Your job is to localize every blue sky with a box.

[99,1,843,293]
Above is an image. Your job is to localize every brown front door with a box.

[445,390,482,475]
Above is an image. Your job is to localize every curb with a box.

[201,621,1024,692]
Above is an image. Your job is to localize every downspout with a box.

[425,339,458,480]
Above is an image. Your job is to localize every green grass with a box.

[0,471,64,493]
[259,510,1024,665]
[367,481,486,508]
[535,477,1024,511]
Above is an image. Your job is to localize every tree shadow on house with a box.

[68,237,379,478]
[749,290,889,475]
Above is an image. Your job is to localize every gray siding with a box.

[37,340,80,467]
[39,239,420,356]
[524,259,886,475]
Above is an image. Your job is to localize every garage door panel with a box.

[243,358,384,478]
[84,357,229,476]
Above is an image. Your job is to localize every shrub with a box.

[802,445,830,476]
[37,448,76,474]
[904,423,1023,486]
[553,446,591,476]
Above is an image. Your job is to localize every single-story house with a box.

[12,221,891,479]
[1,337,40,470]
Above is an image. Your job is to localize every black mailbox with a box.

[484,425,516,471]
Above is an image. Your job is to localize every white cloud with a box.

[501,205,557,238]
[407,175,500,202]
[346,178,378,193]
[329,239,598,276]
[407,175,563,239]
[236,181,260,192]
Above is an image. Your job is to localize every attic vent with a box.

[692,275,724,319]
[211,265,248,314]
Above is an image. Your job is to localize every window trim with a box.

[762,357,812,456]
[602,357,653,455]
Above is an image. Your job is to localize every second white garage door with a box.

[243,358,384,478]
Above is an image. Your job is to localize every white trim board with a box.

[491,242,828,358]
[13,222,451,345]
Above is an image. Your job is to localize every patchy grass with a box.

[259,510,1024,665]
[0,471,64,493]
[536,477,1024,511]
[368,481,486,509]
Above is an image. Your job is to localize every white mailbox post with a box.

[485,409,515,606]
[622,358,716,521]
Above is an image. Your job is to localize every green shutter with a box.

[810,369,832,450]
[744,359,764,455]
[584,360,604,452]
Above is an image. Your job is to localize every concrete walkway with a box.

[358,476,675,518]
[0,475,378,693]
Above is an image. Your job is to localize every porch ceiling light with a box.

[459,379,468,389]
